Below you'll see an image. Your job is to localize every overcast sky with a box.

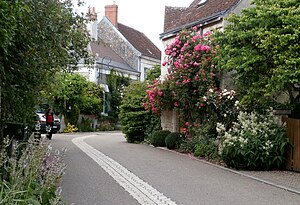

[73,0,191,49]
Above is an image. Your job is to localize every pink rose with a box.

[157,89,163,97]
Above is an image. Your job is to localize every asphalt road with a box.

[51,132,300,205]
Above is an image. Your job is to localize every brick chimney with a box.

[105,3,118,28]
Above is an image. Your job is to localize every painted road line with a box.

[72,135,177,205]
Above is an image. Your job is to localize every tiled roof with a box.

[164,0,241,32]
[90,41,138,73]
[118,23,161,60]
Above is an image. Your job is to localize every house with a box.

[74,4,161,116]
[77,4,161,85]
[159,0,251,132]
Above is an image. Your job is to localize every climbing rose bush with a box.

[145,28,220,132]
[144,79,174,114]
[217,110,289,170]
[204,88,242,130]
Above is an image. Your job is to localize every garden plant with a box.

[217,110,289,170]
[144,28,220,137]
[165,132,183,150]
[119,66,161,143]
[214,0,300,117]
[0,135,66,204]
[120,81,161,143]
[150,130,171,147]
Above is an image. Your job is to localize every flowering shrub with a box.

[63,123,78,133]
[180,88,241,156]
[0,135,66,204]
[217,110,289,170]
[144,79,174,114]
[204,88,242,129]
[145,28,220,135]
[97,120,114,131]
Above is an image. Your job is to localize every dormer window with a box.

[198,0,208,7]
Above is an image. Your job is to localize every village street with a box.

[52,132,300,205]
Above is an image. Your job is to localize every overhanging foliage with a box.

[0,0,91,139]
[215,0,300,114]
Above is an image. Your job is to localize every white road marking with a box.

[72,135,177,205]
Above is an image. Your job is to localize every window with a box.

[144,67,149,81]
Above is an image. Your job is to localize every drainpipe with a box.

[138,55,142,81]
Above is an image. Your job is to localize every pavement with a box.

[159,147,300,196]
[239,170,300,195]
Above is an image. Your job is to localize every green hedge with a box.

[119,82,157,143]
[150,130,171,147]
[165,132,183,149]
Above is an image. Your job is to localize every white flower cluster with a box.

[234,100,240,109]
[217,110,283,152]
[219,89,236,100]
[263,140,274,153]
[216,122,225,133]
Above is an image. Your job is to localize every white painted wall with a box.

[74,65,98,83]
[161,37,175,80]
[140,56,160,81]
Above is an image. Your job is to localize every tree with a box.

[106,70,130,122]
[119,81,161,143]
[215,0,300,116]
[79,82,104,116]
[47,73,103,124]
[0,0,91,139]
[0,1,21,52]
[145,64,161,82]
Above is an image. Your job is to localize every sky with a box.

[73,0,192,49]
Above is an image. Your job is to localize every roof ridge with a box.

[117,23,161,60]
[163,0,242,33]
[118,23,146,36]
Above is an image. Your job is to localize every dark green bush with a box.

[150,130,171,147]
[119,82,154,143]
[193,138,218,160]
[78,117,94,132]
[178,137,198,153]
[68,105,80,125]
[165,132,183,149]
[97,122,114,131]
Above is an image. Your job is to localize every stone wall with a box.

[161,109,179,132]
[98,19,139,70]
